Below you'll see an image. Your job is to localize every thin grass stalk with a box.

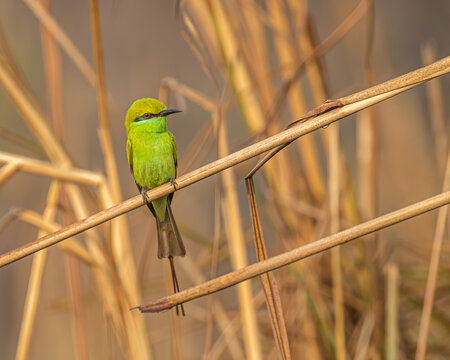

[217,108,262,359]
[0,19,29,92]
[415,151,450,360]
[165,260,183,360]
[385,263,399,360]
[246,177,291,359]
[328,122,347,359]
[360,4,382,353]
[17,210,95,265]
[268,0,325,203]
[39,0,64,139]
[353,312,375,360]
[202,185,222,360]
[421,43,448,172]
[23,0,96,84]
[269,0,373,137]
[179,255,245,360]
[65,254,89,360]
[0,60,69,164]
[0,151,104,186]
[15,181,60,360]
[1,56,449,266]
[0,161,20,184]
[139,191,450,312]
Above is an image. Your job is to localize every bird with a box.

[125,98,185,315]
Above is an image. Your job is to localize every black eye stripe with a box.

[134,113,157,122]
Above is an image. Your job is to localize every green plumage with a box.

[125,98,185,260]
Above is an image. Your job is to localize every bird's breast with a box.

[131,131,176,189]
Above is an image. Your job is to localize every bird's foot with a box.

[140,188,150,206]
[170,178,178,190]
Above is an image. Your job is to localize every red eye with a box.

[143,113,151,119]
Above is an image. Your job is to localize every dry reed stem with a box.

[217,109,262,360]
[269,0,325,203]
[203,186,222,360]
[385,263,399,360]
[15,181,59,360]
[0,161,20,184]
[159,77,216,112]
[421,43,448,172]
[23,0,96,85]
[138,191,450,312]
[246,178,291,359]
[415,151,450,360]
[164,260,183,360]
[329,122,347,359]
[353,313,375,360]
[17,210,95,265]
[0,60,69,164]
[180,255,244,360]
[0,151,104,186]
[271,0,373,127]
[39,0,64,140]
[0,56,448,266]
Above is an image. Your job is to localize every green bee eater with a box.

[125,98,185,315]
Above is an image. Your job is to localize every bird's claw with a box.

[141,189,150,205]
[170,178,178,190]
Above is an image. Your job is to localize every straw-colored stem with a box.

[15,181,60,360]
[0,151,104,185]
[385,263,399,360]
[0,161,20,185]
[203,185,222,360]
[17,209,95,265]
[421,43,447,172]
[329,122,347,359]
[138,191,450,312]
[268,0,325,203]
[415,151,450,360]
[23,0,96,85]
[217,110,262,360]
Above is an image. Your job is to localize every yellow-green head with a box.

[125,98,181,133]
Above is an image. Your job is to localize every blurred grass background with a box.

[0,0,449,359]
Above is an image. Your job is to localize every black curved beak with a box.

[159,109,182,117]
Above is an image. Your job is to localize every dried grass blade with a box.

[217,110,262,360]
[415,151,450,360]
[0,161,20,185]
[328,123,347,359]
[385,263,399,360]
[23,0,96,84]
[17,209,95,265]
[0,151,104,185]
[15,181,60,360]
[246,177,291,360]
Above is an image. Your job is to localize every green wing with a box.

[126,138,133,174]
[168,131,178,171]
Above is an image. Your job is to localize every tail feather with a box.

[155,203,186,316]
[156,204,185,259]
